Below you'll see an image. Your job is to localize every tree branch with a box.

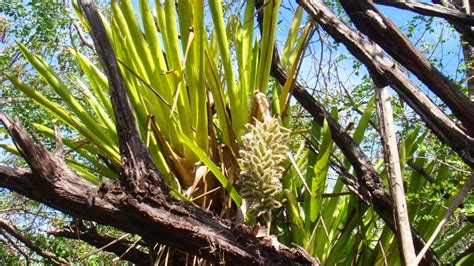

[78,0,163,196]
[374,0,474,24]
[0,218,69,265]
[0,231,31,263]
[48,226,149,265]
[71,20,94,50]
[375,83,416,265]
[297,0,474,169]
[432,0,474,46]
[341,0,474,136]
[0,114,317,265]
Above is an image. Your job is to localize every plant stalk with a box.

[375,84,416,266]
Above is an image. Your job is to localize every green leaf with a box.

[283,189,305,246]
[309,114,334,222]
[179,132,241,206]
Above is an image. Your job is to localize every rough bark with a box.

[458,0,474,101]
[270,49,441,265]
[464,40,474,102]
[341,0,474,136]
[0,116,317,265]
[297,0,474,169]
[78,0,164,197]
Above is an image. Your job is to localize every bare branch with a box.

[374,0,474,24]
[432,0,474,46]
[297,0,474,168]
[0,231,31,263]
[0,218,69,265]
[47,219,150,264]
[341,0,474,136]
[71,21,94,50]
[375,83,416,265]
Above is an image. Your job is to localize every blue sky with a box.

[128,0,461,84]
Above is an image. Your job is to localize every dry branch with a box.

[432,0,474,46]
[270,48,441,265]
[374,0,474,24]
[48,225,149,265]
[0,232,31,263]
[78,0,164,196]
[374,84,416,265]
[0,218,69,265]
[341,0,474,136]
[297,0,474,169]
[0,115,317,265]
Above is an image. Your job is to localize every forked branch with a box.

[297,0,474,168]
[0,114,317,265]
[341,0,474,136]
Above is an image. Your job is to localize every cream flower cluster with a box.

[238,117,290,220]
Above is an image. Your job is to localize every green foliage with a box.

[1,0,472,264]
[0,248,19,265]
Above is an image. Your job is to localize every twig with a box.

[0,218,69,265]
[115,236,142,262]
[71,21,94,50]
[78,233,130,261]
[415,171,474,264]
[407,156,471,174]
[0,231,31,263]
